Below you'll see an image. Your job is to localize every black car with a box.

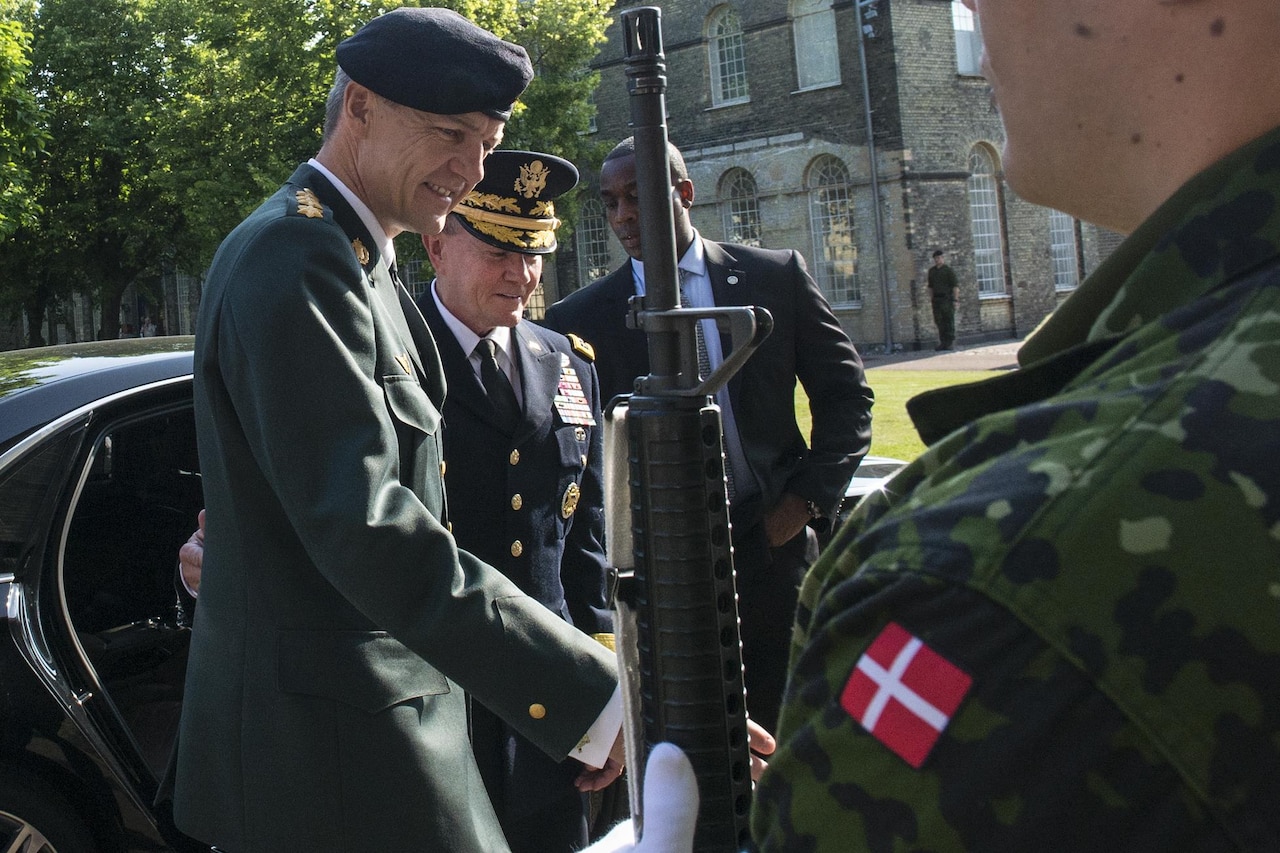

[0,338,208,852]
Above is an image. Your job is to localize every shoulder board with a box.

[567,333,595,362]
[291,187,328,220]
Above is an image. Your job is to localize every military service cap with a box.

[453,150,579,255]
[336,7,533,121]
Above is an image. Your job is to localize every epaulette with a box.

[292,188,327,220]
[567,333,595,362]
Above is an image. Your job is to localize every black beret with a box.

[337,7,533,120]
[453,150,579,255]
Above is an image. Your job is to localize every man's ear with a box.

[423,231,445,266]
[675,178,695,209]
[344,83,375,134]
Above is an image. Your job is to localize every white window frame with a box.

[1049,209,1082,292]
[792,0,840,90]
[720,168,763,247]
[807,155,860,305]
[951,0,982,76]
[709,6,750,107]
[576,199,613,286]
[967,145,1007,297]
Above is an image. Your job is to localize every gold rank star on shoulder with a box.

[295,188,324,219]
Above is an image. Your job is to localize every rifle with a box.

[608,8,773,850]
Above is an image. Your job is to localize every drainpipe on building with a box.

[854,0,894,351]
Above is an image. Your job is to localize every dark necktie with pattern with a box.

[476,337,520,424]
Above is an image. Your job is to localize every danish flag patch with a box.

[840,622,972,768]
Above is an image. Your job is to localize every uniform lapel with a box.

[418,292,494,423]
[513,323,558,444]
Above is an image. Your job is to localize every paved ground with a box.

[863,337,1024,371]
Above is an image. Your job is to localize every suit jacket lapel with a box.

[703,241,752,399]
[612,265,652,381]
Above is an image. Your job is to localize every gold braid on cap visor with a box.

[456,204,560,250]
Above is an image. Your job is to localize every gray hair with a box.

[321,68,353,142]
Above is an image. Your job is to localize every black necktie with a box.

[476,338,520,424]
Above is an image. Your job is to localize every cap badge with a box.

[351,238,370,266]
[514,159,550,199]
[296,188,324,219]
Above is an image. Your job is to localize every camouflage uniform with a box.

[752,126,1280,851]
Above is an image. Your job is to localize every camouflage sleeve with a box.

[751,571,1238,852]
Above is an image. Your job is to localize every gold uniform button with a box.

[511,540,524,557]
[581,454,588,466]
[511,494,523,511]
[509,449,521,465]
[440,461,446,477]
[528,703,546,720]
[447,522,453,533]
[574,427,586,442]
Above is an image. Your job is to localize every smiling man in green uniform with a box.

[747,0,1280,849]
[169,9,622,852]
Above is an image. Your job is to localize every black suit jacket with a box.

[544,238,874,543]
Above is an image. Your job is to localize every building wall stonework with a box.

[575,0,1115,353]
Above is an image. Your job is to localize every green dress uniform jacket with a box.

[169,164,616,852]
[753,126,1280,850]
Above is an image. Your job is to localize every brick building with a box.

[550,0,1122,352]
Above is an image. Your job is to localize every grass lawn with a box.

[796,369,998,463]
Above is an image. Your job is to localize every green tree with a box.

[0,0,612,347]
[0,5,45,239]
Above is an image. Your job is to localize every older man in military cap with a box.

[415,149,613,852]
[169,9,621,851]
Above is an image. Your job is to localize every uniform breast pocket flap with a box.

[384,375,442,436]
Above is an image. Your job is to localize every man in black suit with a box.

[416,150,614,853]
[543,137,874,733]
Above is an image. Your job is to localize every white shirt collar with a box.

[429,281,514,364]
[630,230,705,296]
[308,158,396,268]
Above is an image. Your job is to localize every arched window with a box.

[967,145,1007,296]
[792,0,839,90]
[951,0,982,75]
[720,168,762,247]
[1049,209,1082,291]
[576,199,613,287]
[807,155,860,305]
[708,6,750,106]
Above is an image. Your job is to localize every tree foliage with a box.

[1,0,612,346]
[0,4,45,239]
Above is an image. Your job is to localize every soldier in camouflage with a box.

[749,0,1280,850]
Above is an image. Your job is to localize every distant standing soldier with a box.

[926,249,958,350]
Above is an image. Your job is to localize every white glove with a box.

[583,742,699,853]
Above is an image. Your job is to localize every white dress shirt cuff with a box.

[572,684,624,767]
